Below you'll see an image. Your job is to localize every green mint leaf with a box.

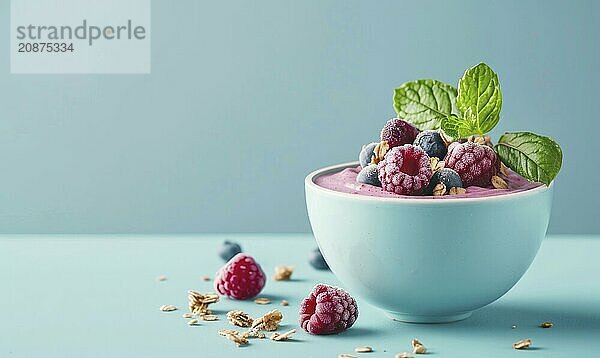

[441,109,480,139]
[393,79,457,131]
[441,114,464,139]
[456,63,502,135]
[495,132,563,185]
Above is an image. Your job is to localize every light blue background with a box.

[0,0,597,234]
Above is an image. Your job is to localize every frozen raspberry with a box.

[377,144,432,195]
[380,118,420,148]
[299,284,358,335]
[214,253,266,300]
[444,141,500,187]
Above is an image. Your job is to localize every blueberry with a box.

[356,164,381,186]
[218,240,242,262]
[413,130,447,159]
[308,247,330,270]
[359,142,378,168]
[427,168,463,195]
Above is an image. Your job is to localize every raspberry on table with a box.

[299,284,358,335]
[214,253,266,300]
[377,144,432,195]
[444,141,499,187]
[380,118,420,148]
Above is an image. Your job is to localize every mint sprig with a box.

[391,62,563,184]
[495,132,562,185]
[441,110,480,139]
[441,63,502,138]
[456,63,502,134]
[393,79,457,131]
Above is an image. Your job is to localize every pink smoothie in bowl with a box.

[315,164,544,199]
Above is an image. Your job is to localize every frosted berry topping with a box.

[444,141,500,187]
[380,118,420,148]
[378,144,432,195]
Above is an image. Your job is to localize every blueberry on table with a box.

[308,247,330,270]
[218,240,242,262]
[359,142,378,168]
[356,164,381,186]
[413,130,447,159]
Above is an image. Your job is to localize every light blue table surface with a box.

[1,234,598,357]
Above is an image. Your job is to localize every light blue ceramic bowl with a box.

[305,162,553,323]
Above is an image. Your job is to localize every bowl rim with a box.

[306,161,552,204]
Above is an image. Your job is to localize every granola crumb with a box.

[430,157,445,172]
[218,330,248,347]
[187,319,199,326]
[227,333,248,347]
[371,140,390,165]
[272,265,294,281]
[227,310,254,327]
[270,329,296,341]
[338,355,357,358]
[218,329,238,336]
[395,353,413,358]
[281,300,289,306]
[492,175,509,189]
[159,304,177,312]
[440,131,453,146]
[432,183,446,196]
[245,329,266,339]
[251,309,283,331]
[449,186,467,195]
[411,339,427,354]
[254,297,271,305]
[157,275,167,282]
[202,314,218,321]
[188,290,219,315]
[469,135,492,147]
[540,321,553,328]
[354,346,373,353]
[500,162,509,176]
[182,312,193,318]
[513,338,532,350]
[201,276,211,282]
